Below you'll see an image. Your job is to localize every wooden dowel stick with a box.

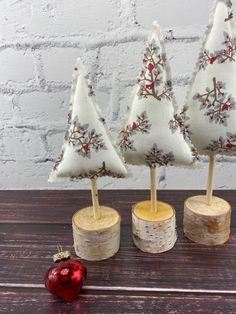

[90,178,101,220]
[150,167,157,213]
[206,154,215,206]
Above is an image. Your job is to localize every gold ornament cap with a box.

[53,244,70,262]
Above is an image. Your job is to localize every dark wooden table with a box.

[0,190,236,314]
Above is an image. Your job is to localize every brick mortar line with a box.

[0,36,200,51]
[0,75,191,95]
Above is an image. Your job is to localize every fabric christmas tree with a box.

[184,0,236,155]
[118,22,198,168]
[117,22,198,254]
[182,0,235,245]
[49,60,128,261]
[49,59,128,182]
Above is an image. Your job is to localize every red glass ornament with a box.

[45,247,87,302]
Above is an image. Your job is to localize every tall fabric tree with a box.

[49,59,128,260]
[183,0,235,245]
[118,22,198,253]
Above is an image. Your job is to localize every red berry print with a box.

[193,77,236,125]
[145,83,154,90]
[66,121,106,157]
[199,32,236,70]
[83,143,89,154]
[148,63,154,71]
[226,143,234,149]
[222,104,231,111]
[119,111,151,151]
[132,122,137,129]
[206,133,236,154]
[210,56,218,64]
[137,43,172,101]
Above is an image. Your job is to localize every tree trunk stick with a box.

[90,178,101,220]
[150,167,157,213]
[206,154,215,206]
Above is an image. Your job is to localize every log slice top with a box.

[72,206,120,231]
[133,200,175,222]
[185,195,231,217]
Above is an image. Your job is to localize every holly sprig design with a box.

[199,32,236,70]
[119,111,151,151]
[169,107,191,139]
[193,77,236,125]
[137,41,173,101]
[206,132,236,153]
[145,144,174,168]
[65,120,106,158]
[169,110,200,162]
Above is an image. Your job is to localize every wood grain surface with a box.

[0,190,235,313]
[1,288,236,314]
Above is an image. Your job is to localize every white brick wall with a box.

[1,0,236,190]
[0,49,34,82]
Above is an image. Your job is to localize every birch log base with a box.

[72,206,121,261]
[132,200,177,253]
[184,195,231,246]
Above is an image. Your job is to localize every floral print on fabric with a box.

[119,111,151,151]
[193,77,236,125]
[137,42,173,101]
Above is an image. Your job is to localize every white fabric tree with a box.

[49,59,128,260]
[183,0,234,246]
[118,22,198,216]
[49,59,127,182]
[49,59,128,225]
[117,23,197,253]
[118,23,198,170]
[185,0,236,156]
[183,0,236,204]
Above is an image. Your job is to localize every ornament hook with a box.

[57,244,63,253]
[53,245,70,262]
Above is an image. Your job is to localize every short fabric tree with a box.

[49,59,127,182]
[49,59,128,261]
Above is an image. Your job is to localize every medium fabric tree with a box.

[118,27,197,168]
[183,0,235,245]
[49,59,128,261]
[118,22,198,253]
